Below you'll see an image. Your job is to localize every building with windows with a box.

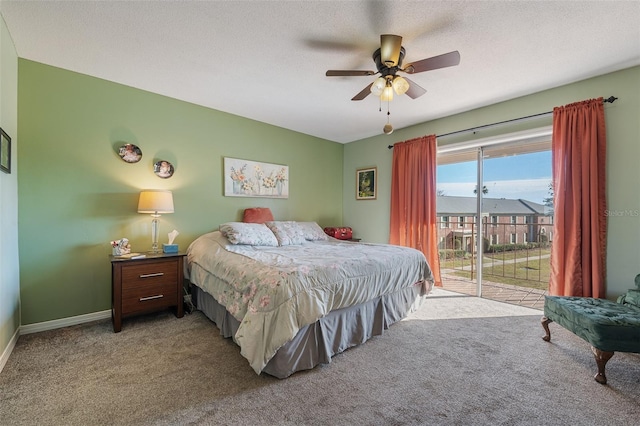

[436,196,553,251]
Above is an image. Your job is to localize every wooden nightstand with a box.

[110,252,185,332]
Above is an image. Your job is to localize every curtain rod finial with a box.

[604,96,618,103]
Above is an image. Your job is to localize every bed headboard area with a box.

[242,207,274,224]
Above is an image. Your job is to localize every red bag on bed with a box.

[323,227,353,240]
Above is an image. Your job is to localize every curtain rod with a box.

[387,96,618,149]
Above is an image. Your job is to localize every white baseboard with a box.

[0,328,20,374]
[20,310,111,335]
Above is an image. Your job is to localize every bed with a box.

[185,218,434,378]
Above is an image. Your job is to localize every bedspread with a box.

[186,231,434,374]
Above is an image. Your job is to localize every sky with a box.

[437,151,552,204]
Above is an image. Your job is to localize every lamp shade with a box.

[380,85,394,101]
[137,190,174,215]
[370,77,386,96]
[392,76,409,95]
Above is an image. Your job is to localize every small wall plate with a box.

[118,143,142,163]
[154,160,174,178]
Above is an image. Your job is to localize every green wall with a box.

[0,14,19,361]
[15,59,640,325]
[18,60,343,325]
[343,66,640,299]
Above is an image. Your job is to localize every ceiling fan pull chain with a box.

[383,100,394,135]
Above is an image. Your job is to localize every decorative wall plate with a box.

[118,143,142,163]
[154,160,174,178]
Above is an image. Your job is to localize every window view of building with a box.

[436,196,553,249]
[441,216,450,228]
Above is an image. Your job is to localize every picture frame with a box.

[356,167,377,200]
[0,127,11,174]
[224,157,289,198]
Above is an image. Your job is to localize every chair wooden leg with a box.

[541,316,552,342]
[591,347,614,385]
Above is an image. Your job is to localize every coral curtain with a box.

[389,135,442,287]
[549,98,607,297]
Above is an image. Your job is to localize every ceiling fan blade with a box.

[352,83,374,101]
[380,34,403,67]
[403,77,427,99]
[326,70,376,77]
[403,50,460,74]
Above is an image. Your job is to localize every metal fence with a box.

[437,221,551,290]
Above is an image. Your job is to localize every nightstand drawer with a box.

[122,281,177,314]
[121,261,178,290]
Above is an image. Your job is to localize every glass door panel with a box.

[480,150,552,293]
[436,158,481,294]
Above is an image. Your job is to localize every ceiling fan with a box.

[326,34,460,101]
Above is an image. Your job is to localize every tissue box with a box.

[162,244,178,254]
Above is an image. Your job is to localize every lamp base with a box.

[151,217,160,253]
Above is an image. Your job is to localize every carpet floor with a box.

[1,288,638,425]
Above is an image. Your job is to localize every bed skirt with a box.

[191,283,424,378]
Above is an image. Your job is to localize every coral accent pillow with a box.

[243,207,274,224]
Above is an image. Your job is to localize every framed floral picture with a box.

[0,127,11,174]
[356,167,377,200]
[224,157,288,198]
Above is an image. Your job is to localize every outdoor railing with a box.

[437,221,551,290]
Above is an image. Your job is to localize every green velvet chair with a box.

[541,274,640,384]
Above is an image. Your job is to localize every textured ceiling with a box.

[1,1,639,143]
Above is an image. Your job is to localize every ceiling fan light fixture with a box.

[381,85,394,102]
[370,77,386,96]
[392,76,409,95]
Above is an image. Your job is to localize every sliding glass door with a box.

[436,128,553,300]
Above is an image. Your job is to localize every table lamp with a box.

[137,190,174,253]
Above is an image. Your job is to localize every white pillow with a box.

[265,221,306,246]
[219,222,278,246]
[297,222,328,241]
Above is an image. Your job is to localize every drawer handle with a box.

[139,294,164,302]
[139,272,164,278]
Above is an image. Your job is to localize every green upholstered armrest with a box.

[616,273,640,307]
